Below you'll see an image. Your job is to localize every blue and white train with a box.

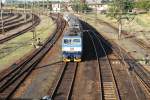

[62,13,83,62]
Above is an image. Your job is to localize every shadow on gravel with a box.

[81,20,113,62]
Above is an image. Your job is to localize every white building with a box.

[51,1,61,12]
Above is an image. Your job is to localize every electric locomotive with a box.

[62,14,82,62]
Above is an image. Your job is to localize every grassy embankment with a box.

[81,13,150,40]
[0,15,56,69]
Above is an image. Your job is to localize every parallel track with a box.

[0,13,18,24]
[89,20,150,96]
[86,30,121,100]
[0,13,31,28]
[109,41,150,98]
[135,39,150,50]
[0,13,14,21]
[0,14,40,44]
[48,62,78,100]
[110,41,150,93]
[92,18,150,94]
[0,13,34,32]
[0,14,66,99]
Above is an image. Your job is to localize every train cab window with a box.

[64,39,71,44]
[73,39,80,44]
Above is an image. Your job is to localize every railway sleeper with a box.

[103,82,117,100]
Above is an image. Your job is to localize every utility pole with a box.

[38,0,40,16]
[0,0,2,8]
[31,0,36,44]
[47,0,49,16]
[95,0,98,25]
[118,18,122,39]
[31,0,34,26]
[24,0,27,23]
[43,0,44,15]
[47,0,49,9]
[0,0,4,34]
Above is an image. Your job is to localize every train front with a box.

[62,36,82,62]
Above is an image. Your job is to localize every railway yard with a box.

[0,6,150,100]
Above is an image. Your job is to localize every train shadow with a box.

[81,20,113,61]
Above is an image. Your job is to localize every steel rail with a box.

[0,14,34,32]
[0,13,20,25]
[82,17,150,98]
[135,39,150,50]
[0,13,14,22]
[92,27,150,94]
[136,75,150,96]
[0,14,62,83]
[112,42,150,93]
[0,14,60,82]
[0,14,40,44]
[87,30,121,100]
[86,31,103,100]
[92,31,121,100]
[94,32,142,100]
[0,14,66,99]
[49,62,78,100]
[0,13,31,28]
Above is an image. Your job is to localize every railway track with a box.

[46,18,117,100]
[109,41,150,93]
[0,13,15,22]
[86,30,121,100]
[107,53,150,99]
[0,13,34,33]
[135,39,150,50]
[0,13,16,24]
[0,14,66,99]
[48,62,78,100]
[0,14,40,44]
[88,18,150,93]
[0,13,30,28]
[110,45,150,99]
[0,13,21,25]
[80,17,150,99]
[89,28,150,99]
[88,20,150,98]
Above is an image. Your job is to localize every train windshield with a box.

[63,38,81,45]
[64,39,71,44]
[72,39,80,44]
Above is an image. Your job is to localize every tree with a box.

[107,0,134,39]
[134,0,150,12]
[72,0,92,13]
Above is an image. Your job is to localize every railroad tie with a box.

[103,82,117,100]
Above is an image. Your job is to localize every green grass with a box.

[82,13,150,32]
[135,14,150,27]
[0,15,56,69]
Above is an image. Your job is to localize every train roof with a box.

[63,35,81,38]
[64,13,81,28]
[63,13,82,37]
[64,28,82,36]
